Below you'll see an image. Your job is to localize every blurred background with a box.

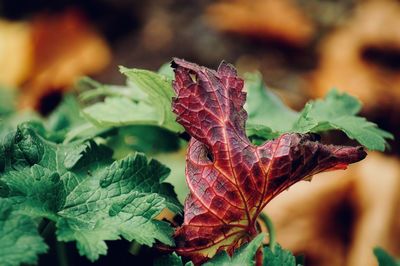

[0,0,399,265]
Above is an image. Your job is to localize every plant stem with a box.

[56,241,68,266]
[259,213,276,253]
[129,240,142,255]
[255,247,263,266]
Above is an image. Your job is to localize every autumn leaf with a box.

[171,58,367,264]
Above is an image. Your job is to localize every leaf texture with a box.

[171,59,367,264]
[0,199,48,266]
[0,124,182,261]
[81,68,183,133]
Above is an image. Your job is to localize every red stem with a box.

[255,246,263,266]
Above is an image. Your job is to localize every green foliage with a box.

[106,125,181,158]
[157,61,175,79]
[0,62,393,265]
[245,73,393,151]
[245,73,298,132]
[45,95,86,142]
[263,244,299,266]
[0,123,182,262]
[0,199,48,266]
[374,247,400,266]
[81,67,183,133]
[155,234,300,266]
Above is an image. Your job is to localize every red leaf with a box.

[171,58,366,264]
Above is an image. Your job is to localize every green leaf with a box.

[120,67,182,132]
[57,192,175,261]
[203,233,265,266]
[245,72,298,132]
[374,247,400,266]
[246,123,280,145]
[104,125,181,158]
[263,244,299,266]
[81,67,183,133]
[77,77,141,101]
[45,95,86,142]
[0,198,48,266]
[0,124,182,261]
[244,73,393,151]
[158,61,174,79]
[83,97,159,126]
[2,164,64,220]
[292,89,393,151]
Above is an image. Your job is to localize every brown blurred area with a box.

[1,0,399,265]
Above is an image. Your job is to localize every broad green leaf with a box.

[2,164,64,220]
[0,199,48,266]
[57,192,175,261]
[0,124,182,261]
[374,247,400,266]
[83,97,159,126]
[263,244,299,266]
[203,234,265,266]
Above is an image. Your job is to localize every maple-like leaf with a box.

[171,58,367,264]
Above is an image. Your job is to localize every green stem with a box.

[259,213,276,253]
[56,241,68,266]
[129,240,142,255]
